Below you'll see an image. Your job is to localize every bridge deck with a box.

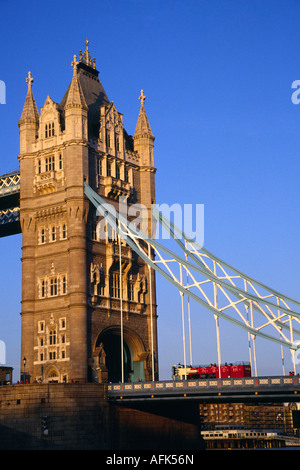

[107,376,300,402]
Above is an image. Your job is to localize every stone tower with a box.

[18,41,158,384]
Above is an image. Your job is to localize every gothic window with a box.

[99,268,105,295]
[61,223,67,240]
[60,318,66,329]
[39,321,45,333]
[41,279,46,298]
[111,272,120,298]
[128,282,134,301]
[97,157,102,176]
[45,155,55,172]
[59,154,63,170]
[40,353,44,362]
[49,351,56,360]
[107,161,111,177]
[106,132,111,148]
[124,167,129,183]
[38,159,42,174]
[40,337,44,346]
[51,226,56,242]
[40,227,46,244]
[49,329,56,345]
[50,277,58,296]
[45,122,54,138]
[115,135,120,152]
[62,276,67,294]
[116,164,120,179]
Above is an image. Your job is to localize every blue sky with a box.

[0,0,300,381]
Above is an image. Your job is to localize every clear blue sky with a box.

[0,0,300,381]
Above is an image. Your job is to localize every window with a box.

[111,273,120,298]
[106,132,111,148]
[40,353,44,362]
[38,159,42,174]
[45,155,55,172]
[49,351,56,360]
[62,276,67,294]
[60,318,66,329]
[40,227,46,244]
[41,280,46,298]
[50,278,58,296]
[45,122,54,138]
[49,329,56,345]
[124,167,129,183]
[39,321,45,332]
[107,161,111,177]
[51,226,56,242]
[128,282,134,301]
[97,158,102,176]
[115,135,120,152]
[61,223,67,239]
[59,154,63,169]
[116,165,120,179]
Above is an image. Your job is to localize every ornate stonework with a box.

[18,41,158,384]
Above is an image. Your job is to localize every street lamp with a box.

[23,357,26,384]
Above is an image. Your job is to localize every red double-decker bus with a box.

[173,362,251,380]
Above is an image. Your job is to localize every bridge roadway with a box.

[107,375,300,403]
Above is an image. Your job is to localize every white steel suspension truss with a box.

[84,183,300,376]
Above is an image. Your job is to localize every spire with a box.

[64,55,88,110]
[134,90,154,139]
[78,38,96,69]
[18,71,39,125]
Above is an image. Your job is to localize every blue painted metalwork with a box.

[0,170,21,236]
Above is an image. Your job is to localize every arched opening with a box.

[45,367,59,383]
[94,327,146,383]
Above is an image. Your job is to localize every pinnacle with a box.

[134,90,154,139]
[64,67,88,111]
[19,72,39,125]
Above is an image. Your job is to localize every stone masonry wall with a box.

[0,383,203,450]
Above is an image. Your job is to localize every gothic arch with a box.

[44,365,60,383]
[93,325,149,382]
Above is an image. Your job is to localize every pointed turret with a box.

[18,71,39,153]
[133,90,155,167]
[134,90,154,140]
[64,55,88,111]
[64,55,88,140]
[133,90,156,238]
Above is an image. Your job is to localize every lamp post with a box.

[23,356,26,384]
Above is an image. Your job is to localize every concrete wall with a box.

[0,384,204,450]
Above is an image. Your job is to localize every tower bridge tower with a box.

[18,41,158,384]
